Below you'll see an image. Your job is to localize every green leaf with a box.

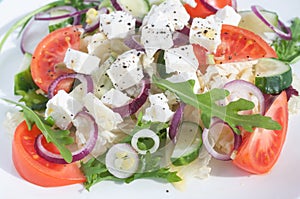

[1,98,74,163]
[152,75,281,134]
[272,17,300,64]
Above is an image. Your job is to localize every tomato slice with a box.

[31,26,81,93]
[232,91,288,174]
[184,0,232,18]
[215,25,277,63]
[12,121,86,187]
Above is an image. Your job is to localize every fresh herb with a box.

[272,17,300,64]
[1,98,74,163]
[14,53,48,110]
[153,75,281,134]
[81,153,181,191]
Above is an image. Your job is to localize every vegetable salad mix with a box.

[1,0,300,190]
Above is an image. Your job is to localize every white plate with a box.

[0,0,300,198]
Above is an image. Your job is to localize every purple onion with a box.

[110,0,123,11]
[202,121,242,161]
[48,73,94,99]
[112,77,150,118]
[124,35,145,51]
[251,5,292,40]
[168,103,185,143]
[35,111,98,164]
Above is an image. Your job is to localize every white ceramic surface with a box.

[0,0,299,198]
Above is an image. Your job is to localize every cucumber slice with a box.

[254,58,293,94]
[238,10,278,35]
[117,0,150,19]
[171,121,202,166]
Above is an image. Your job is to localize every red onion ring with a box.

[172,31,190,47]
[34,111,98,164]
[199,0,219,12]
[251,5,292,40]
[48,73,94,99]
[20,19,35,54]
[223,80,265,115]
[34,6,92,25]
[124,35,144,51]
[231,0,237,11]
[169,103,185,143]
[112,77,150,118]
[202,121,242,161]
[110,0,123,11]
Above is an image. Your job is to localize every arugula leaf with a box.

[152,75,281,134]
[81,153,181,191]
[1,98,74,163]
[272,17,300,63]
[14,54,48,110]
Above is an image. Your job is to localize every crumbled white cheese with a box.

[106,49,144,91]
[214,5,241,26]
[101,88,131,107]
[45,90,83,130]
[64,48,100,74]
[83,93,123,131]
[143,93,174,122]
[141,25,174,57]
[164,44,199,74]
[189,16,222,53]
[99,11,136,39]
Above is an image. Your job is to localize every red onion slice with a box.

[231,0,237,11]
[48,73,94,99]
[111,0,123,11]
[112,77,150,118]
[202,121,242,161]
[199,0,219,12]
[34,6,82,25]
[172,31,190,47]
[251,5,292,40]
[84,7,109,33]
[35,111,98,164]
[223,80,265,115]
[169,103,185,143]
[124,35,145,51]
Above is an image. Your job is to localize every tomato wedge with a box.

[233,91,288,174]
[12,121,86,187]
[31,26,81,93]
[215,25,277,63]
[184,0,232,18]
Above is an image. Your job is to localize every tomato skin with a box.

[12,121,86,187]
[233,91,288,174]
[184,0,232,18]
[215,25,277,63]
[31,26,81,93]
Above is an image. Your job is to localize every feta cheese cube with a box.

[99,11,136,39]
[83,93,123,131]
[143,0,190,31]
[164,45,199,74]
[64,48,100,74]
[141,25,173,57]
[215,5,241,26]
[189,16,222,53]
[45,90,83,130]
[101,88,131,107]
[106,49,144,91]
[143,93,174,122]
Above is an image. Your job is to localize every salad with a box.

[0,0,300,192]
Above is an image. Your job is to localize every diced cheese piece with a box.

[166,72,201,94]
[164,45,199,74]
[143,93,174,122]
[215,5,241,26]
[99,11,136,39]
[87,32,107,55]
[189,16,222,53]
[64,48,100,74]
[142,0,190,31]
[101,88,131,107]
[45,90,83,130]
[83,93,123,131]
[106,49,144,91]
[141,25,173,57]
